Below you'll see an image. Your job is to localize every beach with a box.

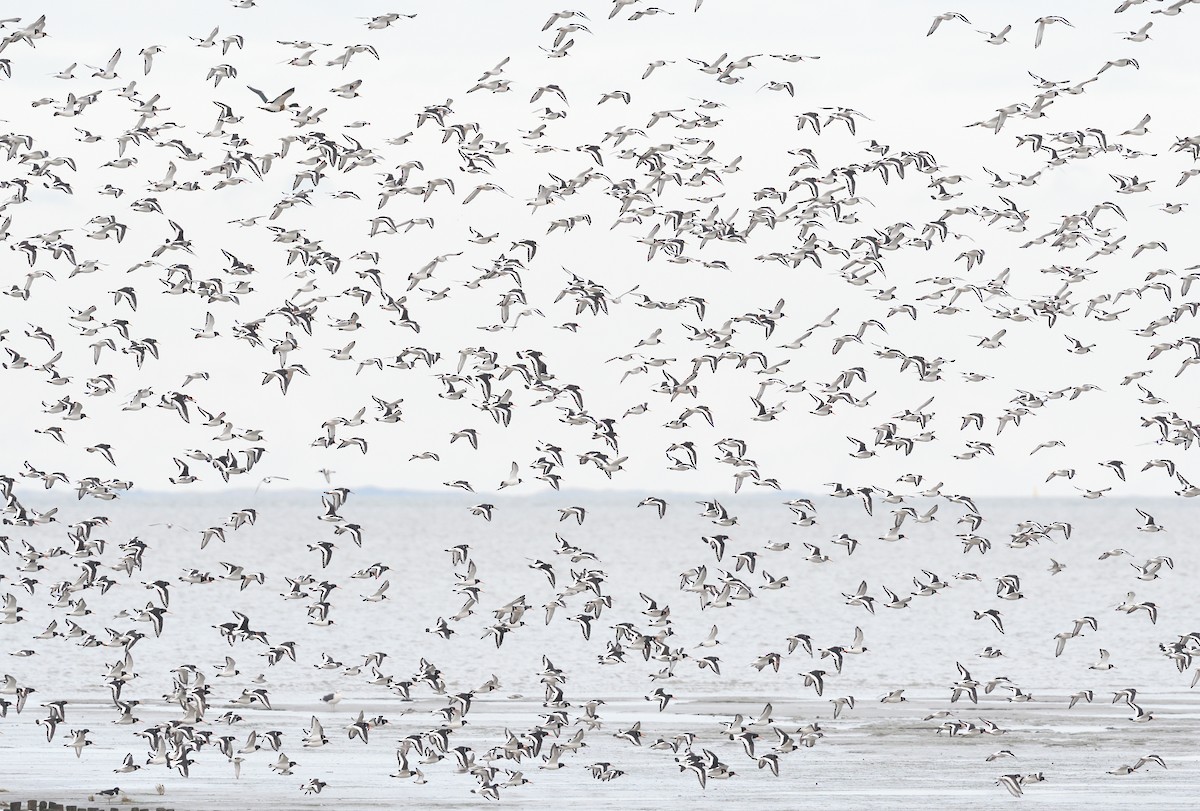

[0,493,1196,808]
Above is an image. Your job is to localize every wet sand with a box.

[3,689,1198,809]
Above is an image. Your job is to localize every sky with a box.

[1,0,1198,498]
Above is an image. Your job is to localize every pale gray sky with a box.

[1,0,1197,497]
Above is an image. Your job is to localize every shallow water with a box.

[1,493,1197,807]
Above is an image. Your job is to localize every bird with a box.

[1033,15,1072,48]
[927,12,970,36]
[247,86,298,112]
[87,48,122,79]
[0,3,1190,806]
[997,774,1023,797]
[978,24,1012,45]
[1090,649,1115,671]
[974,610,1005,634]
[637,496,668,518]
[1135,508,1164,532]
[1121,113,1151,136]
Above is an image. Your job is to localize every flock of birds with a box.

[1,0,1199,804]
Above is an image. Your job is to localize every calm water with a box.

[1,492,1197,808]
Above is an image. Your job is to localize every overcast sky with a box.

[1,0,1198,498]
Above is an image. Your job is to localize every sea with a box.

[0,490,1197,808]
